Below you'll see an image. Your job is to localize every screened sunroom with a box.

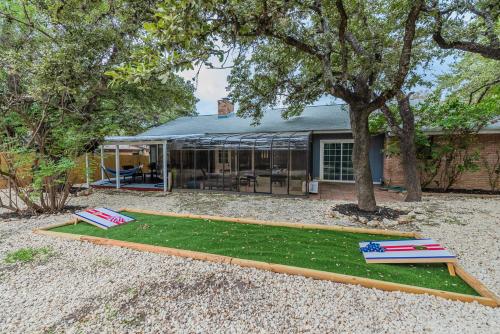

[97,132,311,196]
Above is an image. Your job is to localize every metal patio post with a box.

[115,145,120,189]
[163,141,168,192]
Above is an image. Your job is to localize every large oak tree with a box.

[131,0,426,211]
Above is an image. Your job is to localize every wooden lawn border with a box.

[33,208,499,308]
[122,208,424,238]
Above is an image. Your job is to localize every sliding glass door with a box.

[321,140,354,182]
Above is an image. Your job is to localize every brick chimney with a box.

[218,98,234,118]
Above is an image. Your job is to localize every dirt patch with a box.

[332,203,408,221]
[0,205,86,220]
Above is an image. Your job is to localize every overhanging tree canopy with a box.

[0,0,196,213]
[113,0,427,211]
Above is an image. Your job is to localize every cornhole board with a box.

[360,238,458,276]
[73,208,135,230]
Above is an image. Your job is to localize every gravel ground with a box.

[0,190,499,334]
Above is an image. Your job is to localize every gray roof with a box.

[484,118,500,131]
[105,104,499,143]
[140,104,350,137]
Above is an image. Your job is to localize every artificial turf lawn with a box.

[51,211,478,296]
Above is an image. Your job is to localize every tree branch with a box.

[380,104,402,136]
[0,10,59,44]
[468,78,500,104]
[367,0,423,112]
[345,32,365,55]
[335,0,349,81]
[432,6,500,60]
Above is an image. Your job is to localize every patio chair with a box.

[239,174,257,191]
[148,162,159,182]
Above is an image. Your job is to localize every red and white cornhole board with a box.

[74,208,135,230]
[359,239,458,275]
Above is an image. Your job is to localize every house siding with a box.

[383,133,500,191]
[311,133,385,183]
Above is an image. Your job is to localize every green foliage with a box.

[103,0,440,210]
[415,97,499,189]
[436,54,500,104]
[4,246,53,263]
[372,95,499,190]
[481,150,500,191]
[0,0,196,212]
[109,0,434,120]
[418,97,499,134]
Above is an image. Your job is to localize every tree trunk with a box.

[349,106,377,211]
[399,133,422,201]
[397,94,422,202]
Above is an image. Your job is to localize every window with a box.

[321,140,354,181]
[218,150,229,163]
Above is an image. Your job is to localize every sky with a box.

[180,57,455,116]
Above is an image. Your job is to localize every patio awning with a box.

[104,132,311,150]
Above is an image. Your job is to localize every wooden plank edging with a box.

[33,218,499,308]
[454,264,500,305]
[120,208,421,238]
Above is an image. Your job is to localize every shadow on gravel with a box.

[332,203,408,221]
[0,205,86,221]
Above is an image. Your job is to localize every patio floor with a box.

[92,178,164,191]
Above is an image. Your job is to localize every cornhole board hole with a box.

[360,239,458,276]
[73,208,135,230]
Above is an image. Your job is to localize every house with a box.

[99,99,499,194]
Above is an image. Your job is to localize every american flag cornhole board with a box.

[359,239,458,276]
[73,208,135,230]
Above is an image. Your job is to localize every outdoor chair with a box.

[239,175,257,191]
[123,165,146,183]
[148,162,159,182]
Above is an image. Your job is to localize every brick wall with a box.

[383,133,500,191]
[383,137,406,186]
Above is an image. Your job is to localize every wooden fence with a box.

[0,153,149,189]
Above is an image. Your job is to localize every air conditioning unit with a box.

[308,180,319,194]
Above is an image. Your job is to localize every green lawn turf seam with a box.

[50,211,478,296]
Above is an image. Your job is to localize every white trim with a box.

[163,141,168,192]
[312,130,352,134]
[319,139,355,182]
[115,145,120,189]
[104,140,166,146]
[100,146,105,181]
[319,180,382,185]
[321,139,354,144]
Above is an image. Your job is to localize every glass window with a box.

[289,149,307,195]
[322,141,354,181]
[169,150,182,188]
[218,150,229,164]
[163,132,310,195]
[238,148,254,193]
[271,148,289,194]
[180,150,195,188]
